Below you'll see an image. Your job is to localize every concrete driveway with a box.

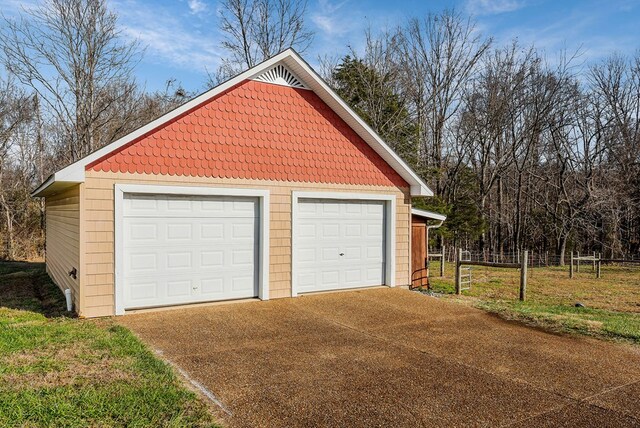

[119,288,640,427]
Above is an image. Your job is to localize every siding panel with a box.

[45,186,80,311]
[81,171,411,317]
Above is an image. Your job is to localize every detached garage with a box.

[32,49,433,317]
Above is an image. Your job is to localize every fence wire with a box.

[429,249,640,269]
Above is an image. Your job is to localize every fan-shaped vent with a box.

[252,64,308,89]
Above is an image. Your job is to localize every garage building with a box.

[32,49,434,317]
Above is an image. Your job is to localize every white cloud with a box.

[188,0,207,14]
[466,0,526,15]
[112,0,222,73]
[311,0,350,37]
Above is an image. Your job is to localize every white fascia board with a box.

[31,174,55,197]
[411,208,447,222]
[34,48,434,198]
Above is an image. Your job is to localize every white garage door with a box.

[122,193,259,309]
[294,198,385,293]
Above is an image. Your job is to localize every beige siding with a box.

[45,185,81,311]
[81,171,412,317]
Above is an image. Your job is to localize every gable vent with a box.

[252,64,308,89]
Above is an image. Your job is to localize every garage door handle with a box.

[339,253,344,256]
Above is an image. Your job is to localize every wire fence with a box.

[429,248,640,269]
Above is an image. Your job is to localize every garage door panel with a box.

[123,193,259,310]
[167,223,193,240]
[124,194,258,218]
[295,198,385,293]
[166,279,191,297]
[201,223,224,239]
[201,278,223,294]
[321,270,340,286]
[201,250,224,267]
[166,251,192,269]
[129,280,158,301]
[128,222,158,242]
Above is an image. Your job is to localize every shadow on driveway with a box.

[120,288,640,427]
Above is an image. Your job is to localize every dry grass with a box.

[0,261,219,427]
[1,345,137,390]
[427,262,640,343]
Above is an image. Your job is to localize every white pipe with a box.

[427,220,444,232]
[64,289,73,312]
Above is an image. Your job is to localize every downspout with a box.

[425,220,444,279]
[426,220,444,233]
[426,220,445,249]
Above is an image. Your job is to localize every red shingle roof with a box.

[88,79,408,188]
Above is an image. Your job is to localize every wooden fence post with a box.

[597,252,601,279]
[455,248,462,295]
[520,250,528,301]
[576,251,580,272]
[440,245,445,277]
[593,251,596,271]
[570,251,574,278]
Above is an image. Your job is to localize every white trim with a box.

[31,174,55,197]
[113,184,269,315]
[32,49,432,198]
[411,208,447,222]
[290,191,396,297]
[252,63,308,89]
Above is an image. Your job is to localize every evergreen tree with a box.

[331,56,419,169]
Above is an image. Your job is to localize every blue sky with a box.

[2,0,640,92]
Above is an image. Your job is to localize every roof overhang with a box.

[412,208,447,222]
[32,48,433,198]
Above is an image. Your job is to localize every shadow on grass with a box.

[0,260,71,318]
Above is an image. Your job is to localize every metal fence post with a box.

[577,251,580,272]
[440,245,445,278]
[570,251,574,278]
[455,248,462,295]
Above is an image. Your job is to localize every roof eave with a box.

[31,174,82,197]
[411,208,447,222]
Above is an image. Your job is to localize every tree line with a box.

[325,14,640,262]
[0,0,638,262]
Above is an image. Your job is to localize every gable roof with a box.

[32,48,433,197]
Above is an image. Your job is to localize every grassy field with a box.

[427,261,640,344]
[0,261,218,428]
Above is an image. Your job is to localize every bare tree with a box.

[0,0,141,163]
[216,0,313,80]
[399,9,491,193]
[0,76,36,259]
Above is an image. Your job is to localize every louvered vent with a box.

[252,64,308,89]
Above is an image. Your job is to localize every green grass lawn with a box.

[0,261,219,427]
[426,261,640,344]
